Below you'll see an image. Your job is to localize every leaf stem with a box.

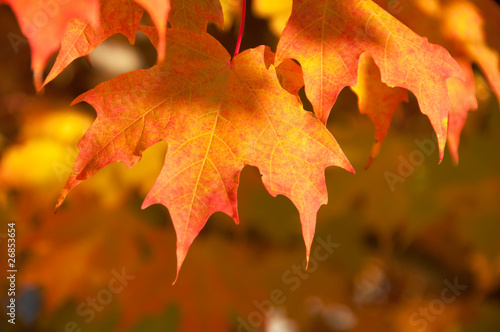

[233,0,247,57]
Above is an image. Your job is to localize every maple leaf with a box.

[42,0,144,88]
[376,0,500,101]
[134,0,170,61]
[276,0,464,161]
[374,0,499,162]
[447,60,477,163]
[57,29,354,280]
[352,53,408,168]
[42,0,225,88]
[0,0,100,90]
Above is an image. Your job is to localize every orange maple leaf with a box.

[374,0,499,162]
[133,0,223,60]
[446,60,477,163]
[56,29,354,281]
[135,0,170,61]
[42,0,144,88]
[352,53,408,168]
[42,0,225,88]
[1,0,100,89]
[2,0,172,89]
[376,0,500,100]
[276,0,464,161]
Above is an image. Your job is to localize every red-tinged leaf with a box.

[276,0,464,161]
[447,60,477,164]
[58,30,353,280]
[466,0,500,100]
[43,0,223,87]
[352,53,408,168]
[1,0,100,89]
[42,0,144,88]
[169,0,223,33]
[376,0,500,102]
[374,0,497,161]
[134,0,170,61]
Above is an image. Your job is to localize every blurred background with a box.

[1,0,500,331]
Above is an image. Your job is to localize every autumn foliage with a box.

[1,0,500,331]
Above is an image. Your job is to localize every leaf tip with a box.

[365,140,382,169]
[438,151,445,164]
[33,68,44,93]
[35,78,45,94]
[364,158,374,170]
[70,93,87,107]
[437,136,447,164]
[447,140,460,165]
[173,241,189,285]
[172,274,179,286]
[55,188,69,211]
[303,237,312,271]
[344,161,356,175]
[40,78,50,91]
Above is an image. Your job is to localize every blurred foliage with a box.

[1,1,500,331]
